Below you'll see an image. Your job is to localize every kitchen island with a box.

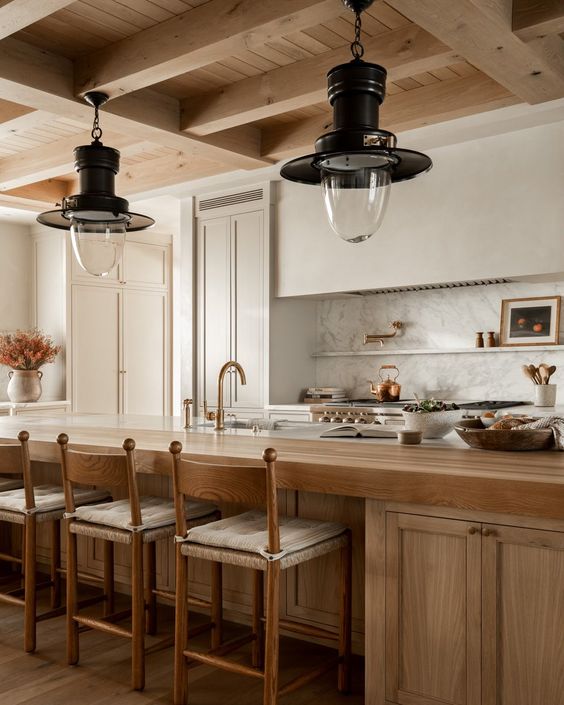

[1,413,564,705]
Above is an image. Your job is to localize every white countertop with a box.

[0,400,71,409]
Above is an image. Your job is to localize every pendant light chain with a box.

[91,104,103,143]
[350,11,364,60]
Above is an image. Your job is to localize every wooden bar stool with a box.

[0,431,108,652]
[169,441,352,705]
[57,433,220,691]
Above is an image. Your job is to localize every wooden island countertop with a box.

[0,413,563,520]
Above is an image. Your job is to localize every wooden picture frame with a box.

[499,296,561,346]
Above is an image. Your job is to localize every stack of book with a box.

[303,387,348,404]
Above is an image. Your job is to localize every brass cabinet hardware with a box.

[364,320,402,346]
[182,399,193,429]
[482,527,495,537]
[468,526,478,535]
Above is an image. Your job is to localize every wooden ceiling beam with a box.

[181,24,460,135]
[0,0,76,40]
[513,0,564,41]
[262,73,520,160]
[74,0,344,98]
[5,179,68,205]
[0,131,140,191]
[387,0,564,104]
[0,38,271,169]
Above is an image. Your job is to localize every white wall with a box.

[0,223,33,400]
[275,121,564,297]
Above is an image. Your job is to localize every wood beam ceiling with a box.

[387,0,564,104]
[0,38,271,169]
[0,131,140,191]
[262,73,519,160]
[74,0,344,98]
[0,0,75,40]
[513,0,564,41]
[181,24,460,135]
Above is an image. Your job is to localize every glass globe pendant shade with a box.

[70,217,126,277]
[320,166,391,243]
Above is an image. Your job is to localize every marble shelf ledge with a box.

[312,345,564,357]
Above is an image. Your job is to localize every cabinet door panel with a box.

[198,216,231,407]
[123,241,168,288]
[386,513,481,705]
[72,286,121,413]
[482,524,564,705]
[231,210,264,408]
[123,290,168,415]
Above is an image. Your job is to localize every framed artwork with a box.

[500,296,561,346]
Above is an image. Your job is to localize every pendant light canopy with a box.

[37,92,154,277]
[280,0,432,244]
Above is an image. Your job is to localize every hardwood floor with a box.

[0,594,365,705]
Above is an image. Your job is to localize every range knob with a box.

[356,413,370,424]
[320,415,332,423]
[343,415,356,423]
[330,413,343,423]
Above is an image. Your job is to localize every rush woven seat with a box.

[0,432,108,653]
[169,442,352,705]
[58,434,220,692]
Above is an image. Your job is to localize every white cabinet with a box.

[71,285,170,415]
[71,286,121,414]
[194,184,317,412]
[70,239,171,415]
[197,209,265,410]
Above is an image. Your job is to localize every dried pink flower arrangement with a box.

[0,330,61,370]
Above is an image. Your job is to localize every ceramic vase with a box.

[6,369,43,403]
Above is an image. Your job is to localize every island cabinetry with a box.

[383,511,564,705]
[481,524,564,705]
[385,513,481,705]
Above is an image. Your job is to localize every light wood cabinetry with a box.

[69,238,171,415]
[481,524,564,705]
[384,511,564,705]
[385,513,481,705]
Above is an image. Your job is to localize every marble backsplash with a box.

[314,281,564,403]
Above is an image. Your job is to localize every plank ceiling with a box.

[0,0,561,211]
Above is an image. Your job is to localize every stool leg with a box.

[103,540,115,617]
[211,561,223,649]
[173,545,188,705]
[263,561,280,705]
[20,525,26,587]
[66,521,79,665]
[338,529,353,693]
[23,515,37,653]
[50,519,61,609]
[252,569,264,669]
[131,532,145,690]
[144,542,157,635]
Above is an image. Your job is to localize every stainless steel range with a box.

[310,400,527,425]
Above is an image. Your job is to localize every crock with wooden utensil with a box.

[521,362,557,407]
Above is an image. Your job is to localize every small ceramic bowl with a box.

[480,413,497,428]
[397,430,423,445]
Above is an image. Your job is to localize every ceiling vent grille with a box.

[347,278,512,296]
[198,188,264,212]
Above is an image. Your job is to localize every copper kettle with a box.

[369,365,401,402]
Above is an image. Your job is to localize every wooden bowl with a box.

[454,418,554,451]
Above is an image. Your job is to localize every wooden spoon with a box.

[539,363,550,385]
[540,363,557,383]
[528,364,543,385]
[522,365,537,384]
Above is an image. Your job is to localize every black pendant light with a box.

[280,0,432,243]
[37,92,154,277]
